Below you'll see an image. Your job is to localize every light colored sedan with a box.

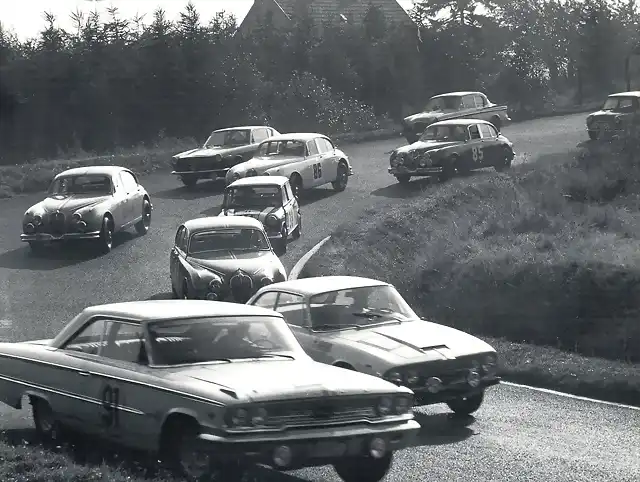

[248,276,501,416]
[0,300,419,482]
[225,133,354,198]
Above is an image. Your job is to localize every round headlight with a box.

[33,215,43,226]
[232,172,241,181]
[72,213,82,222]
[209,278,223,291]
[377,396,393,416]
[251,407,268,426]
[247,168,257,177]
[394,396,411,414]
[406,371,419,385]
[265,214,279,227]
[231,408,248,426]
[259,276,273,287]
[385,371,403,384]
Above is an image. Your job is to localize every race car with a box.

[170,216,287,302]
[248,276,501,415]
[389,119,515,184]
[225,133,353,198]
[20,166,153,254]
[219,176,302,255]
[586,91,640,140]
[0,300,420,482]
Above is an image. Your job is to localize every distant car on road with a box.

[389,119,515,184]
[586,91,640,140]
[219,176,302,255]
[247,276,501,416]
[170,216,287,302]
[225,133,353,198]
[402,91,511,144]
[171,126,280,187]
[20,166,152,254]
[0,300,420,482]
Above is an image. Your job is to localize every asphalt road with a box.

[1,111,639,481]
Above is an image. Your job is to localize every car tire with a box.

[31,397,58,442]
[491,115,502,130]
[494,146,513,172]
[395,174,411,184]
[135,198,152,235]
[289,174,303,200]
[292,215,302,240]
[277,225,288,255]
[333,452,393,482]
[438,158,456,182]
[332,162,349,192]
[180,174,198,188]
[446,391,485,415]
[588,130,598,140]
[99,216,114,254]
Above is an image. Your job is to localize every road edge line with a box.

[289,236,331,280]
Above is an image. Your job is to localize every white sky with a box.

[1,0,417,40]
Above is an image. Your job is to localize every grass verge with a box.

[301,139,640,407]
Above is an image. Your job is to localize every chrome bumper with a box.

[20,231,101,242]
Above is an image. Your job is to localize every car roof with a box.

[261,133,327,143]
[431,91,481,98]
[82,300,282,322]
[182,215,264,232]
[430,118,494,127]
[608,91,640,98]
[228,176,289,187]
[260,276,390,297]
[54,166,130,178]
[212,126,272,132]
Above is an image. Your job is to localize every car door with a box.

[170,225,187,290]
[460,94,479,119]
[478,123,500,165]
[120,171,144,224]
[467,123,485,168]
[281,183,294,234]
[302,138,323,187]
[109,173,128,229]
[317,137,339,184]
[285,181,300,230]
[474,94,491,120]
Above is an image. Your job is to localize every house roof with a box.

[273,0,415,27]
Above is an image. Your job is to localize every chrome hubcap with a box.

[143,204,151,227]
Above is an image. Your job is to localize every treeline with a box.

[0,0,638,164]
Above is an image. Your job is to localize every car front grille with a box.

[230,271,254,302]
[264,398,378,428]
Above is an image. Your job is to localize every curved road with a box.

[1,112,639,481]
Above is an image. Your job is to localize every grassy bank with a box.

[302,139,640,406]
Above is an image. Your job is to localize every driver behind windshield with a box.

[214,323,256,356]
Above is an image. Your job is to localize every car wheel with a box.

[333,452,393,482]
[438,157,456,182]
[494,146,513,172]
[277,225,288,255]
[588,130,598,140]
[446,391,485,415]
[289,174,303,200]
[180,174,198,188]
[292,215,301,240]
[31,397,58,442]
[99,216,114,254]
[135,198,152,235]
[332,162,349,192]
[395,174,411,184]
[491,115,502,130]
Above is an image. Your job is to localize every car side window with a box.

[99,321,147,364]
[175,226,185,248]
[252,128,270,144]
[274,292,307,327]
[307,140,319,156]
[462,95,476,109]
[474,95,485,108]
[285,183,295,201]
[179,229,189,251]
[320,138,334,153]
[469,124,481,140]
[120,171,138,194]
[479,124,496,138]
[61,318,111,354]
[282,184,290,203]
[252,291,278,310]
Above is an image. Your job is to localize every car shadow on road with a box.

[410,412,476,447]
[199,206,223,217]
[371,177,436,199]
[0,428,315,482]
[0,232,138,271]
[299,187,337,206]
[153,180,225,200]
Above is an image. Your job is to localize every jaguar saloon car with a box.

[248,276,500,415]
[171,125,280,187]
[225,133,353,198]
[0,300,419,482]
[219,176,302,255]
[170,216,287,302]
[389,119,515,184]
[20,166,153,254]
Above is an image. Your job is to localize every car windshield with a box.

[425,95,462,112]
[420,124,468,142]
[146,316,303,365]
[224,185,282,209]
[308,285,418,331]
[257,140,306,157]
[48,174,112,195]
[602,96,637,112]
[203,129,251,148]
[188,228,270,255]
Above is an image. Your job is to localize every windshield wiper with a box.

[312,323,361,331]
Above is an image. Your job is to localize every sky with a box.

[1,0,417,40]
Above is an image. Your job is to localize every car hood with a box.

[333,320,494,361]
[395,140,458,154]
[165,359,398,402]
[219,206,279,223]
[233,156,301,173]
[174,145,247,159]
[588,110,622,120]
[188,251,281,277]
[28,194,110,216]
